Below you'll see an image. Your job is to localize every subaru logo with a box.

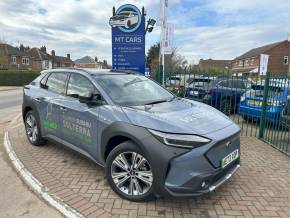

[109,4,142,33]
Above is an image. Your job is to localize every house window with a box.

[284,56,289,65]
[22,57,29,65]
[251,58,255,66]
[245,59,249,66]
[239,60,243,67]
[11,56,16,64]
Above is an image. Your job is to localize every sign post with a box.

[110,4,146,74]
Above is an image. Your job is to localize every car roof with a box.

[41,68,141,76]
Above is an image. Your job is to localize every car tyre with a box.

[24,110,46,146]
[105,141,155,202]
[127,20,131,28]
[220,99,232,116]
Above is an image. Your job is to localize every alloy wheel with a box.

[26,114,38,143]
[111,152,153,196]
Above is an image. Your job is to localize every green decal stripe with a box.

[43,120,57,130]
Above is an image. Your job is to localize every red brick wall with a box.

[232,57,259,70]
[267,41,290,73]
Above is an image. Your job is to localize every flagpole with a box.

[162,0,168,86]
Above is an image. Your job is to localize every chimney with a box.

[40,46,46,53]
[51,50,55,57]
[19,44,24,52]
[67,54,70,60]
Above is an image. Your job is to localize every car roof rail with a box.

[109,69,141,75]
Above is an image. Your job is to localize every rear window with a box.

[218,80,246,89]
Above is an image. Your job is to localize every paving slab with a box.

[5,116,290,218]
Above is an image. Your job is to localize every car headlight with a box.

[241,95,245,102]
[148,129,211,149]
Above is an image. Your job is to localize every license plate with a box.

[248,100,262,106]
[221,149,239,168]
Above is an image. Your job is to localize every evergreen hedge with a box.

[0,70,40,86]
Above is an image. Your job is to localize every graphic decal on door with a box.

[62,115,92,143]
[43,102,58,130]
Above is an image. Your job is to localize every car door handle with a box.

[32,98,42,103]
[60,106,68,112]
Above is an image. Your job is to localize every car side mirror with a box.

[79,92,103,105]
[79,92,93,104]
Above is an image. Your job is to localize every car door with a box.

[57,73,100,157]
[37,72,69,139]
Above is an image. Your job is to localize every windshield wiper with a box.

[167,96,177,102]
[145,99,167,105]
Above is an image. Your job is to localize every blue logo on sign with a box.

[109,4,142,33]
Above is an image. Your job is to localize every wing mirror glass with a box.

[79,92,93,104]
[79,92,103,105]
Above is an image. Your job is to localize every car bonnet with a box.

[121,98,234,135]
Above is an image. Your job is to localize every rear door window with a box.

[46,72,68,95]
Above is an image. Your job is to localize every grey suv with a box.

[22,68,240,201]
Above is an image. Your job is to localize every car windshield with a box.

[119,12,131,16]
[95,74,174,106]
[189,82,210,88]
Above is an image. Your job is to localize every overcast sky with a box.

[0,0,290,64]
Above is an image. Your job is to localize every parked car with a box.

[185,77,253,115]
[239,83,290,124]
[109,11,138,28]
[184,77,215,102]
[281,95,290,129]
[23,68,240,201]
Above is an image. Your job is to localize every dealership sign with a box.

[109,4,145,74]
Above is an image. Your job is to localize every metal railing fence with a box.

[162,70,290,156]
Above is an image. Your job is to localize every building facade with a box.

[198,59,232,71]
[232,40,290,75]
[74,56,102,68]
[0,43,74,70]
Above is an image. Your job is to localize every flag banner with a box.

[260,54,269,76]
[161,22,174,54]
[157,0,168,26]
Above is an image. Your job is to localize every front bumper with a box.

[138,123,241,197]
[163,125,240,197]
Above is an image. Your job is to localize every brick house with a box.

[50,50,74,68]
[198,59,232,71]
[74,56,102,68]
[28,46,52,70]
[0,43,32,69]
[232,40,290,75]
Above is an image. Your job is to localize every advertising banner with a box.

[260,54,269,76]
[161,23,174,55]
[110,4,145,74]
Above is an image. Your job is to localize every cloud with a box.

[0,0,289,64]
